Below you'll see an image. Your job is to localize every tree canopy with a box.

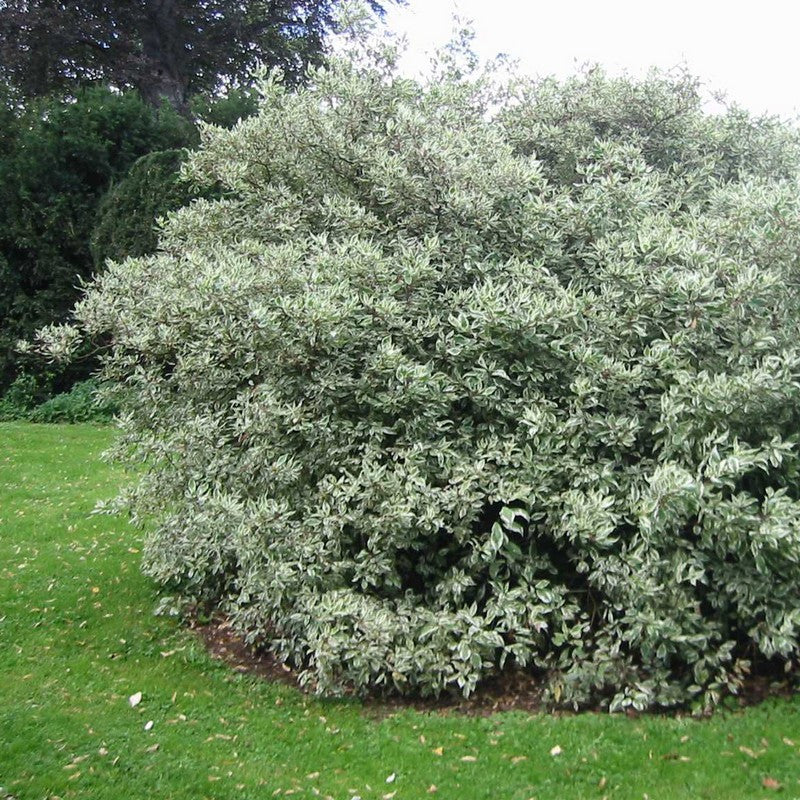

[0,0,396,113]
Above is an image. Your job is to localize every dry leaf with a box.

[460,755,477,762]
[432,747,443,756]
[550,745,562,757]
[145,743,159,753]
[385,773,396,784]
[782,737,795,746]
[738,746,758,759]
[144,720,154,732]
[427,786,437,794]
[762,777,782,790]
[511,756,527,764]
[128,692,142,708]
[598,776,607,789]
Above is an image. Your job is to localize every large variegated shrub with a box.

[42,39,800,711]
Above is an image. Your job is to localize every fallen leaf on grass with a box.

[427,786,437,794]
[739,746,759,759]
[385,773,396,784]
[144,720,154,732]
[782,737,795,746]
[432,747,443,756]
[598,777,607,789]
[128,692,142,708]
[460,755,477,762]
[762,777,782,790]
[145,743,159,753]
[511,756,527,764]
[549,745,562,757]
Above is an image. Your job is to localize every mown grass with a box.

[1,422,800,800]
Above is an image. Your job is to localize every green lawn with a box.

[2,422,800,800]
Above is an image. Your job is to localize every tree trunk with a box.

[137,0,190,115]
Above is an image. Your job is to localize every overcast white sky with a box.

[383,0,800,119]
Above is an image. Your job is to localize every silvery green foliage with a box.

[44,40,800,710]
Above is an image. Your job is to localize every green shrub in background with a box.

[0,378,116,422]
[40,34,800,712]
[0,373,45,420]
[0,88,196,393]
[0,86,259,406]
[91,149,194,268]
[27,379,116,423]
[189,88,260,131]
[90,92,260,270]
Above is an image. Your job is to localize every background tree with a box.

[0,88,194,394]
[91,149,199,268]
[0,0,397,113]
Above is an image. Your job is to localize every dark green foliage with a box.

[91,150,194,267]
[0,377,115,423]
[27,380,116,423]
[0,374,45,420]
[91,91,262,269]
[190,89,261,129]
[0,89,195,393]
[0,0,398,113]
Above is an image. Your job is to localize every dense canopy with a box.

[0,0,395,111]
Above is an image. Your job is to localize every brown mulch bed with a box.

[192,614,795,717]
[192,614,546,716]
